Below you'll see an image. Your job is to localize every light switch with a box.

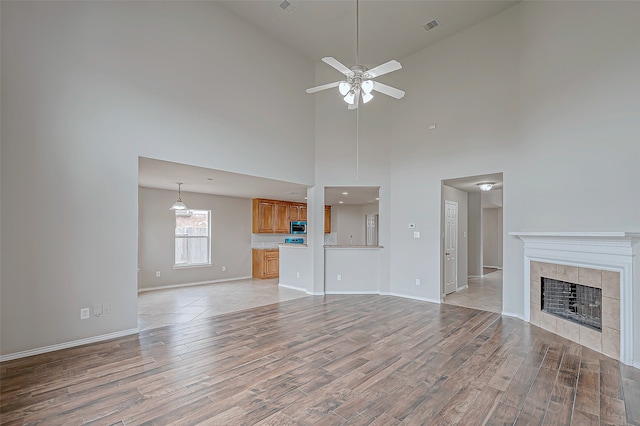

[413,231,420,238]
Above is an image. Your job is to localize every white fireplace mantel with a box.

[510,231,640,367]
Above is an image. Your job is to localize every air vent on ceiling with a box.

[278,0,297,15]
[423,19,440,31]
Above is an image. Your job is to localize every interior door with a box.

[444,201,458,294]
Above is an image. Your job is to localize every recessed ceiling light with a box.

[375,197,380,200]
[339,201,344,204]
[342,192,349,195]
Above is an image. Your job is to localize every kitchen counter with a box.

[324,245,383,249]
[251,243,307,249]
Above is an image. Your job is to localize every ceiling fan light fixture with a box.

[361,80,373,94]
[344,90,356,105]
[362,91,374,103]
[339,81,351,96]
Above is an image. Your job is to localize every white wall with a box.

[482,207,503,268]
[388,0,640,329]
[468,192,483,277]
[325,248,381,294]
[1,1,314,356]
[138,187,251,290]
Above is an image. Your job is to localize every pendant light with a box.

[170,182,188,210]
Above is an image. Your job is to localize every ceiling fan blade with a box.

[306,81,342,94]
[367,60,402,78]
[322,57,353,76]
[372,81,405,99]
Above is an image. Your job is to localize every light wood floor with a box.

[2,295,639,425]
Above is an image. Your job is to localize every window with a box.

[175,209,211,267]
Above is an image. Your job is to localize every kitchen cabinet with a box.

[253,199,275,233]
[275,202,290,233]
[252,199,290,233]
[253,198,326,233]
[252,248,279,279]
[290,203,307,221]
[324,205,332,233]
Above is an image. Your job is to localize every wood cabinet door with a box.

[289,203,307,222]
[265,250,279,278]
[275,202,290,234]
[324,205,331,233]
[254,200,275,233]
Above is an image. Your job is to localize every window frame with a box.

[173,209,212,269]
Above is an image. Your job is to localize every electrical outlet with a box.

[413,231,421,238]
[296,272,300,278]
[155,271,161,278]
[102,303,111,314]
[416,279,421,286]
[337,274,342,281]
[221,266,226,272]
[80,308,90,320]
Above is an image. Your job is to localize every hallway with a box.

[444,269,502,313]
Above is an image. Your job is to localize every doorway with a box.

[441,173,503,313]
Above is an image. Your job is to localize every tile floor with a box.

[138,278,309,330]
[443,269,503,313]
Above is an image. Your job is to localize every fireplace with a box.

[510,232,639,366]
[541,277,601,331]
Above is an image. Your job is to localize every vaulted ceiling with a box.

[140,1,516,201]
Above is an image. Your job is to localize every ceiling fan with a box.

[305,0,405,109]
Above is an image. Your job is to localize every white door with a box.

[444,201,458,295]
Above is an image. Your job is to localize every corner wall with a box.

[389,1,640,325]
[1,1,314,357]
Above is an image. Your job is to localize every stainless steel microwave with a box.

[290,221,307,234]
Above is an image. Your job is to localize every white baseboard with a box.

[633,360,640,369]
[483,266,503,270]
[307,291,325,296]
[0,328,139,362]
[456,285,469,291]
[468,275,481,278]
[278,283,307,292]
[501,310,524,320]
[385,292,441,304]
[325,290,379,295]
[138,276,252,293]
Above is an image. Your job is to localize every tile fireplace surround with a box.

[511,232,640,367]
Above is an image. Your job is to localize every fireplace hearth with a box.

[541,277,601,331]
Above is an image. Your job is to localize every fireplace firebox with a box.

[541,277,601,331]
